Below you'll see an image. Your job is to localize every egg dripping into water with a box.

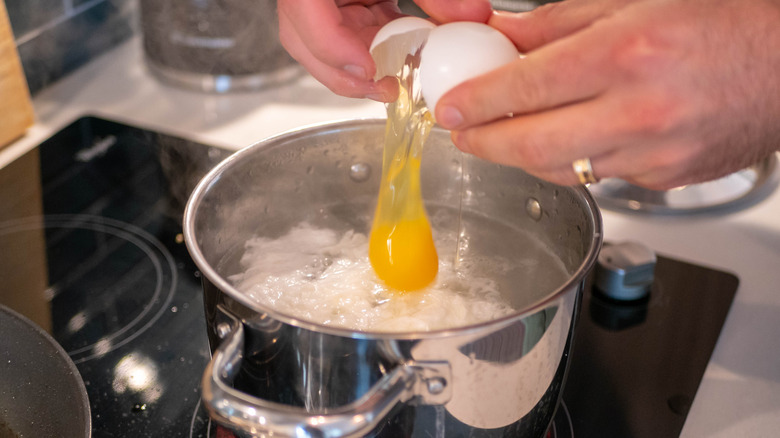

[368,17,520,292]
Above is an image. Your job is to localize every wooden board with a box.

[0,0,34,149]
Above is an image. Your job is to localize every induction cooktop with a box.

[0,116,737,437]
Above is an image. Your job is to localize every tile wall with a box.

[6,0,135,95]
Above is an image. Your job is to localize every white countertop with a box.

[3,37,779,437]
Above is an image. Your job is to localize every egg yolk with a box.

[369,216,438,291]
[369,52,438,292]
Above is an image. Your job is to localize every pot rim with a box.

[183,118,603,340]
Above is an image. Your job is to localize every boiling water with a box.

[230,206,570,332]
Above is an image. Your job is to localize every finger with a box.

[435,32,615,130]
[415,0,493,24]
[516,160,599,187]
[450,95,648,175]
[457,144,613,187]
[279,18,400,99]
[593,138,715,191]
[451,101,699,189]
[279,0,401,80]
[489,0,634,52]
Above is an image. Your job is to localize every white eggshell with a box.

[420,22,519,116]
[370,16,436,52]
[370,17,436,80]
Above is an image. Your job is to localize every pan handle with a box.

[202,313,451,438]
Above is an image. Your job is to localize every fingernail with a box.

[344,64,368,80]
[438,106,464,129]
[366,94,386,102]
[452,130,471,154]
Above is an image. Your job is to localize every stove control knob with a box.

[594,241,656,301]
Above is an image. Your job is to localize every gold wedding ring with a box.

[572,158,598,185]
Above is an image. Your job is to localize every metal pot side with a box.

[184,119,603,437]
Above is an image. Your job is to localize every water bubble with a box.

[525,198,543,221]
[349,163,371,182]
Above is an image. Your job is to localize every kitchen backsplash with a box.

[4,0,550,97]
[6,0,135,95]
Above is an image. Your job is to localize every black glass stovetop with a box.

[0,116,738,438]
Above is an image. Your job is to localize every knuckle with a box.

[634,145,703,190]
[548,167,579,187]
[454,128,479,155]
[452,84,486,122]
[609,27,678,78]
[505,64,547,111]
[647,149,686,171]
[511,135,553,170]
[629,176,676,191]
[632,163,700,191]
[278,31,296,54]
[615,95,684,137]
[527,3,564,30]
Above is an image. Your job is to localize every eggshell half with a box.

[370,16,435,52]
[370,16,436,80]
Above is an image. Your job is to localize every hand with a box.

[278,0,493,101]
[435,0,780,189]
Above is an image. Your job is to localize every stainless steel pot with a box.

[183,119,602,437]
[0,304,91,437]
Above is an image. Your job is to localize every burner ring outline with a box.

[0,214,178,363]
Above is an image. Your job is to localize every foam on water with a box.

[230,222,516,332]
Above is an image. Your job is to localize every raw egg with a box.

[367,44,438,292]
[367,18,519,292]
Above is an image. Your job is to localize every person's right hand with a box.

[277,0,493,102]
[433,0,780,190]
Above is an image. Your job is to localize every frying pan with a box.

[0,304,91,437]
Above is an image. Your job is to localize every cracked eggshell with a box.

[370,16,436,80]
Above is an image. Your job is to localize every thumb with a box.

[490,0,634,52]
[415,0,493,24]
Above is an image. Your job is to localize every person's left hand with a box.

[278,0,492,101]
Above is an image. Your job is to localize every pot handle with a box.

[202,313,452,438]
